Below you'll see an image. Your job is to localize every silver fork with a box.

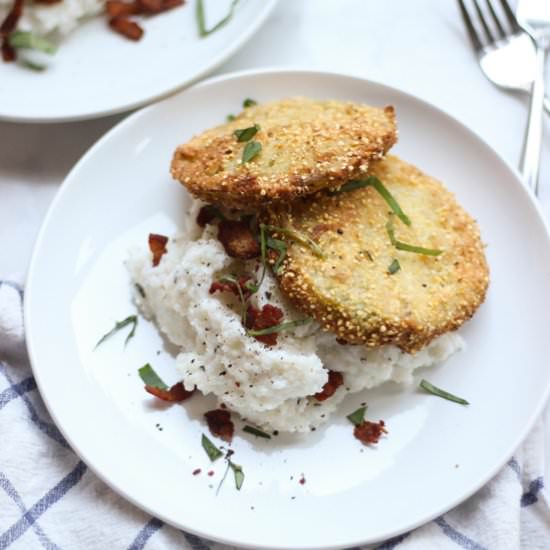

[457,0,550,114]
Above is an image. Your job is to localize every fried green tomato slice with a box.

[170,97,397,209]
[263,155,489,353]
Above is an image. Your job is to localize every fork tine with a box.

[473,0,496,44]
[485,0,506,39]
[498,0,521,32]
[457,0,483,51]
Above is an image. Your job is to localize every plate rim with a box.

[0,0,279,124]
[24,68,550,549]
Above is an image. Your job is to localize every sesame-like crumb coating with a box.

[171,97,397,209]
[264,155,490,353]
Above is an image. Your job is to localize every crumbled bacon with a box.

[106,0,140,17]
[246,304,284,346]
[209,274,254,301]
[145,382,195,402]
[217,220,260,259]
[148,233,168,267]
[109,16,144,40]
[204,409,234,443]
[0,0,23,62]
[197,205,222,227]
[313,370,344,401]
[34,0,62,4]
[354,420,387,445]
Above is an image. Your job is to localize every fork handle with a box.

[520,45,548,196]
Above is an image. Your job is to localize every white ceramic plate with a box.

[26,70,550,549]
[0,0,277,122]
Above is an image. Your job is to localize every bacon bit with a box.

[109,16,144,41]
[34,0,63,4]
[144,382,195,402]
[217,220,260,259]
[207,470,214,477]
[148,233,168,266]
[197,205,220,227]
[336,338,348,346]
[299,475,306,485]
[204,409,234,443]
[245,304,284,346]
[354,420,387,445]
[106,0,140,17]
[313,371,344,401]
[192,468,201,476]
[1,0,23,62]
[209,274,254,301]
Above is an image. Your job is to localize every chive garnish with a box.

[218,275,247,323]
[264,225,326,258]
[386,219,442,257]
[388,259,401,274]
[242,141,262,163]
[9,31,56,54]
[201,433,223,461]
[247,318,311,337]
[234,124,260,142]
[21,59,46,71]
[419,379,469,405]
[243,425,271,439]
[196,0,240,37]
[243,98,257,108]
[334,176,411,226]
[95,315,138,348]
[266,237,287,274]
[230,461,245,490]
[226,114,236,122]
[138,364,168,390]
[346,406,367,426]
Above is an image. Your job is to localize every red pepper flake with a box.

[313,371,344,401]
[192,468,201,476]
[354,420,387,445]
[217,220,260,259]
[209,274,254,301]
[207,470,214,477]
[148,233,168,267]
[0,0,23,62]
[299,475,306,485]
[144,382,195,402]
[245,304,284,346]
[204,409,234,443]
[109,16,144,41]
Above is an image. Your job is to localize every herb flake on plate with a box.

[138,364,168,390]
[346,406,367,426]
[388,258,401,274]
[243,425,271,439]
[234,124,260,142]
[8,31,56,54]
[196,0,240,37]
[201,433,223,461]
[95,315,138,349]
[419,379,469,405]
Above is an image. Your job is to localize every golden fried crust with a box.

[264,155,490,353]
[171,97,397,209]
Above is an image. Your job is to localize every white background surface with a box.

[1,0,549,511]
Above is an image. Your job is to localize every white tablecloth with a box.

[1,1,549,548]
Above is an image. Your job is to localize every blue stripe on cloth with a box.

[375,532,411,549]
[434,517,487,550]
[182,532,211,550]
[128,517,164,550]
[0,376,37,410]
[0,280,24,299]
[0,472,62,550]
[0,460,87,548]
[521,477,544,507]
[0,362,70,450]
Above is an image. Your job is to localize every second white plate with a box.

[26,69,550,548]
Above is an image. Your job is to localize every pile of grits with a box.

[127,202,463,433]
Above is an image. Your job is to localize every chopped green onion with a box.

[21,58,46,71]
[388,259,401,274]
[346,406,367,426]
[138,364,168,390]
[243,98,257,108]
[234,124,260,142]
[243,425,271,439]
[264,224,326,259]
[247,318,311,337]
[229,461,244,490]
[386,219,442,257]
[218,275,248,324]
[266,237,287,274]
[201,433,223,461]
[95,315,138,349]
[334,176,411,226]
[419,379,469,405]
[9,31,56,54]
[242,141,262,163]
[196,0,240,37]
[226,114,236,122]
